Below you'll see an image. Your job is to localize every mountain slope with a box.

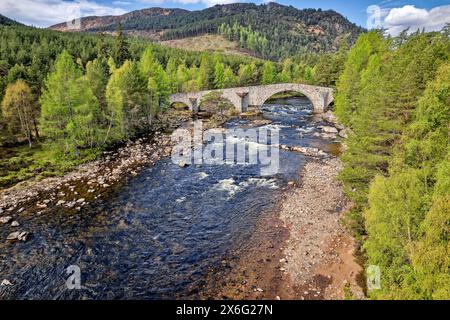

[0,14,22,26]
[49,2,365,60]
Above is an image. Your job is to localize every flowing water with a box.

[0,97,339,299]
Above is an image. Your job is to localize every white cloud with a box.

[0,0,127,27]
[382,5,450,36]
[113,1,133,5]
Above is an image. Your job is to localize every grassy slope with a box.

[160,34,253,58]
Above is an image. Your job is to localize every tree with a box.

[85,58,109,110]
[105,60,149,141]
[262,61,277,85]
[1,79,39,146]
[153,64,170,112]
[40,51,102,154]
[40,50,82,145]
[199,91,233,119]
[176,63,190,92]
[337,31,450,300]
[279,58,293,83]
[198,54,213,90]
[166,57,179,94]
[113,23,130,66]
[335,31,386,126]
[223,66,237,88]
[67,78,103,150]
[139,47,157,79]
[214,60,225,89]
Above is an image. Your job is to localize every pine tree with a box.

[113,23,130,67]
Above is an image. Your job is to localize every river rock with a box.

[322,126,338,134]
[11,221,20,227]
[1,279,13,286]
[321,111,338,123]
[178,161,189,168]
[0,216,13,224]
[6,231,29,242]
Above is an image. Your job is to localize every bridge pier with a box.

[235,91,249,113]
[189,97,199,113]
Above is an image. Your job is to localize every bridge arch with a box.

[249,84,333,114]
[256,90,315,112]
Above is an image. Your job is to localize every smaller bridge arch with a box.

[169,83,334,115]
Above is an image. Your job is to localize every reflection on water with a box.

[0,97,339,299]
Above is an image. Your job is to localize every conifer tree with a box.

[113,23,130,66]
[214,60,226,89]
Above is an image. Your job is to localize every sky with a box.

[1,0,449,35]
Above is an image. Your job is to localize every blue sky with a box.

[1,0,450,34]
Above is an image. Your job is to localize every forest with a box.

[335,29,450,299]
[54,3,363,60]
[0,23,342,188]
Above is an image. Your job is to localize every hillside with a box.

[161,34,253,58]
[0,14,22,26]
[49,2,364,60]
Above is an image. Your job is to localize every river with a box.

[0,96,339,299]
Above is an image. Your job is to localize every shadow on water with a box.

[0,96,341,299]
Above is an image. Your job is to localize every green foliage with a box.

[153,3,363,60]
[199,91,234,118]
[113,23,130,66]
[1,79,39,146]
[336,30,450,299]
[262,61,277,85]
[335,31,387,126]
[237,62,259,86]
[105,60,149,141]
[313,39,348,87]
[0,21,349,189]
[39,51,103,155]
[214,60,226,89]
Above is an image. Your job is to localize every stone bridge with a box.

[169,83,334,114]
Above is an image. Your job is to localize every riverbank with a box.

[0,133,173,235]
[279,158,364,300]
[200,157,364,300]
